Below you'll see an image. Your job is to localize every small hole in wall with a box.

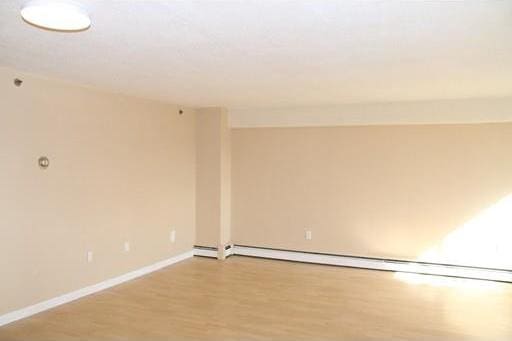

[179,109,184,115]
[14,78,23,87]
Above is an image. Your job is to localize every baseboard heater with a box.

[193,245,218,258]
[194,245,512,283]
[193,245,234,258]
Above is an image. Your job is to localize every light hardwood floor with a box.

[1,256,511,340]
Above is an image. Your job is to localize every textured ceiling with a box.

[1,0,511,108]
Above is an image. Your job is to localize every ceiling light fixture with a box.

[21,0,91,32]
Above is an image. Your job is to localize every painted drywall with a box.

[232,123,512,270]
[220,111,232,247]
[195,108,231,249]
[195,108,221,247]
[0,67,196,315]
[230,97,512,128]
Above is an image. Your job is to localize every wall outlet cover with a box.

[305,230,312,240]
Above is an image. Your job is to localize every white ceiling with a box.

[1,1,512,109]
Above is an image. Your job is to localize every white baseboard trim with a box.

[233,245,512,283]
[0,250,194,327]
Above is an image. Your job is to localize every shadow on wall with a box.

[395,193,512,289]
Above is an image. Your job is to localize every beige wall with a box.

[195,108,221,247]
[0,67,196,315]
[230,97,512,128]
[3,63,512,317]
[195,108,231,250]
[232,124,512,269]
[220,111,232,247]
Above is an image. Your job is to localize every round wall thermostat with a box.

[38,156,50,169]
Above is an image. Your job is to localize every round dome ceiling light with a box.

[21,0,91,32]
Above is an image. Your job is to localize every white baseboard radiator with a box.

[226,245,512,283]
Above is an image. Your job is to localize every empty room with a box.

[1,1,512,340]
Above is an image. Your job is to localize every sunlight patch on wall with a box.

[395,193,512,288]
[419,193,512,269]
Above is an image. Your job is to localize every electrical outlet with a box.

[87,251,93,263]
[170,230,176,243]
[305,230,312,240]
[124,241,130,252]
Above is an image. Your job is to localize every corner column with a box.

[195,107,231,258]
